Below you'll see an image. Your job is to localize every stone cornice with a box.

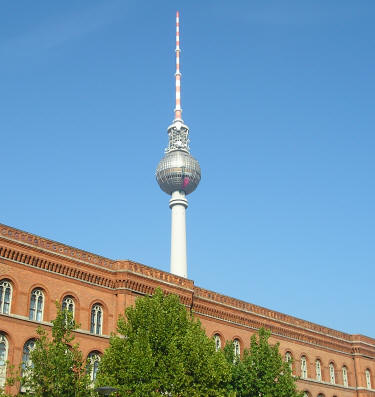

[192,299,353,355]
[0,244,115,289]
[0,223,114,269]
[194,286,352,342]
[114,260,194,290]
[193,287,375,357]
[0,243,194,305]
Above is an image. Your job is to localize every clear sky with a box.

[1,1,374,337]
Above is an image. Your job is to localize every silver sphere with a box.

[156,150,201,195]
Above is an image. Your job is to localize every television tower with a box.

[156,11,201,278]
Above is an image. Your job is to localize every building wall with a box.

[0,223,374,396]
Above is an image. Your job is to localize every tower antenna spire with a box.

[175,11,182,121]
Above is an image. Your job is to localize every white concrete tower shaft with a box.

[169,190,188,277]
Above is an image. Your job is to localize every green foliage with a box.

[97,288,231,396]
[17,303,93,397]
[224,328,303,397]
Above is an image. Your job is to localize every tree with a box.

[223,328,303,397]
[96,288,231,396]
[15,303,93,397]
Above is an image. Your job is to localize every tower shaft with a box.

[169,191,188,278]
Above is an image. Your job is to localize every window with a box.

[285,352,292,371]
[22,339,36,371]
[29,289,44,321]
[342,365,348,387]
[62,296,75,314]
[366,369,372,389]
[0,334,8,388]
[21,339,36,392]
[213,334,221,351]
[329,362,335,384]
[300,356,307,379]
[315,359,322,381]
[233,339,240,357]
[0,280,12,314]
[90,304,103,335]
[87,351,101,383]
[62,296,75,325]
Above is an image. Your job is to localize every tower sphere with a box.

[156,150,201,195]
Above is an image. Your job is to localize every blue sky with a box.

[1,1,374,337]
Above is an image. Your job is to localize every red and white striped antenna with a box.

[174,11,182,121]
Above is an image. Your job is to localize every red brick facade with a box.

[0,223,374,396]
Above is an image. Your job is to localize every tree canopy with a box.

[223,328,303,397]
[96,288,231,396]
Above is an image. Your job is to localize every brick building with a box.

[0,222,374,396]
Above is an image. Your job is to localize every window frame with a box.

[62,296,75,318]
[233,338,240,357]
[21,339,36,392]
[285,351,293,371]
[87,351,101,383]
[315,359,322,381]
[213,334,222,351]
[329,362,336,384]
[366,369,372,390]
[29,288,45,322]
[0,334,8,388]
[90,304,103,335]
[300,356,308,379]
[0,279,12,314]
[342,365,348,387]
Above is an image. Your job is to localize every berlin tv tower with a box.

[156,12,201,278]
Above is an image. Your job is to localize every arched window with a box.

[87,351,101,383]
[233,339,240,357]
[0,334,8,388]
[303,392,311,397]
[29,289,44,321]
[62,295,75,320]
[0,280,12,314]
[213,334,221,351]
[315,359,322,381]
[285,352,293,371]
[22,339,36,371]
[329,362,335,384]
[90,304,102,335]
[21,339,36,392]
[366,369,372,389]
[317,394,325,397]
[342,365,348,387]
[300,356,308,379]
